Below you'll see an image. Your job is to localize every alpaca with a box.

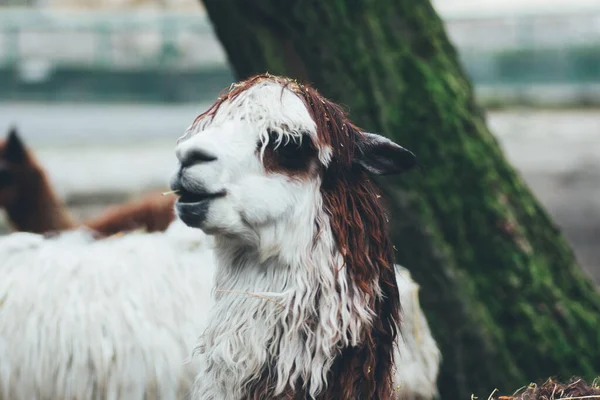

[170,73,440,399]
[0,127,177,236]
[0,127,77,233]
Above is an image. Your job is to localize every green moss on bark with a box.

[202,0,600,397]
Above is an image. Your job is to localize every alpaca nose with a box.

[179,148,217,168]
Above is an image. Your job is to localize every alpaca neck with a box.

[194,229,377,399]
[7,171,76,234]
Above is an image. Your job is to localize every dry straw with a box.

[215,289,286,310]
[480,378,600,400]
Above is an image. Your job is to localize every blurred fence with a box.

[450,7,600,105]
[0,9,233,102]
[0,9,224,69]
[450,8,600,83]
[0,6,599,103]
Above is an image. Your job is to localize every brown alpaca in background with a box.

[0,127,77,233]
[0,127,176,236]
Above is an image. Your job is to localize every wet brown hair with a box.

[192,74,404,399]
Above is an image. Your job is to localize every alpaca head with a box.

[0,127,39,208]
[171,74,416,247]
[172,74,419,398]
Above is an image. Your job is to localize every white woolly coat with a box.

[0,220,439,400]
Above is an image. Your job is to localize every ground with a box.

[0,104,599,283]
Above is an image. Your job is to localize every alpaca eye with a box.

[277,141,301,156]
[263,129,316,171]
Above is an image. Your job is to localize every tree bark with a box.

[201,1,600,398]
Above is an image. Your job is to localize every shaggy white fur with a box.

[393,266,442,400]
[0,221,439,399]
[0,220,214,400]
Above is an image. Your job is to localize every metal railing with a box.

[0,6,598,70]
[0,8,225,70]
[0,5,599,102]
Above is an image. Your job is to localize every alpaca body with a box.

[195,237,440,400]
[0,222,438,400]
[0,220,213,399]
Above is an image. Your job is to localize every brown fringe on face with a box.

[193,74,400,399]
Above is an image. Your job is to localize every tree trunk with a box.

[201,1,600,398]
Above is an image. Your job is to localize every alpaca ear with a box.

[354,132,417,175]
[5,126,27,163]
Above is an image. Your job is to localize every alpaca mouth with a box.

[177,189,226,204]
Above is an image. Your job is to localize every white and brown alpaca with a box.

[170,74,434,399]
[0,127,177,236]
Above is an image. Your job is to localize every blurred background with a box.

[0,0,599,281]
